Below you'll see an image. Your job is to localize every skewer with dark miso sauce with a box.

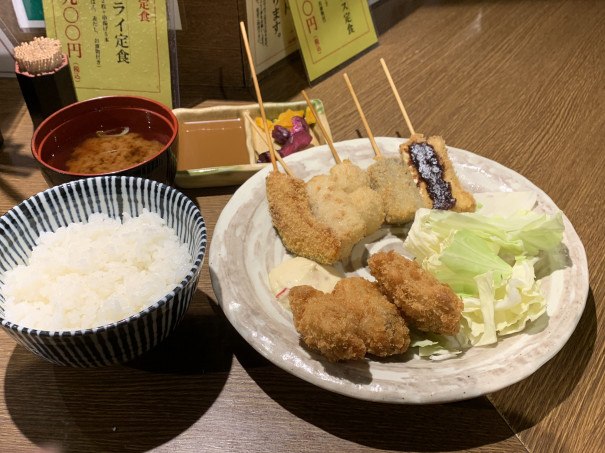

[380,58,476,213]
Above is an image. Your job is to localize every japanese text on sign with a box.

[246,0,299,73]
[43,0,173,107]
[289,0,378,81]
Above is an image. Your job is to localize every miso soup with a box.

[64,132,164,174]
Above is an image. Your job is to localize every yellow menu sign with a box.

[245,0,299,74]
[289,0,378,81]
[43,0,172,107]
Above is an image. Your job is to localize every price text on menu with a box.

[289,0,378,81]
[42,0,172,107]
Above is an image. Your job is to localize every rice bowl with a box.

[0,176,207,367]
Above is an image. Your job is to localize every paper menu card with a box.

[246,0,299,74]
[289,0,378,81]
[42,0,172,108]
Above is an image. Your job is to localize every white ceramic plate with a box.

[209,137,589,404]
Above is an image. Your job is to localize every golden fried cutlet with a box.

[400,134,476,213]
[367,157,425,224]
[328,159,371,193]
[368,250,463,336]
[311,160,385,238]
[266,171,342,265]
[289,277,410,362]
[306,174,367,261]
[348,186,385,235]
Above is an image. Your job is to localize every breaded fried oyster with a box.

[368,250,463,336]
[289,277,410,362]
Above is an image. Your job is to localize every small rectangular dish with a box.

[172,99,332,188]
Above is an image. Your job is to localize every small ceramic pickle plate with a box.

[172,100,332,188]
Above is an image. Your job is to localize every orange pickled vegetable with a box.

[255,107,316,131]
[273,109,304,129]
[255,117,273,131]
[304,106,316,125]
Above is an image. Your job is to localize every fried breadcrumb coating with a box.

[348,186,385,235]
[328,159,371,193]
[306,174,367,261]
[367,157,425,224]
[306,160,385,259]
[266,171,342,264]
[400,134,476,213]
[327,159,385,235]
[368,250,463,336]
[289,277,410,362]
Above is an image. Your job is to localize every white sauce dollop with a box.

[268,257,343,310]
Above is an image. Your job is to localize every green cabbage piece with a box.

[403,195,564,359]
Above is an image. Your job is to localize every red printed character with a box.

[72,63,81,81]
[67,42,82,59]
[302,0,318,33]
[314,36,321,53]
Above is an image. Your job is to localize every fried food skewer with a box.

[401,134,476,212]
[378,59,476,213]
[266,171,343,264]
[242,23,346,262]
[341,69,422,223]
[303,88,385,239]
[367,158,424,224]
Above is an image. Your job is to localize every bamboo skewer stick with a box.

[239,21,281,173]
[343,73,382,158]
[243,112,267,143]
[380,58,415,137]
[242,113,294,177]
[272,147,295,177]
[301,90,341,164]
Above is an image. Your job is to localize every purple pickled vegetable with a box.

[256,116,314,162]
[279,130,313,157]
[271,125,291,145]
[257,151,273,163]
[290,116,309,135]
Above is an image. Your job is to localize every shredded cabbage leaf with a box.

[404,192,564,359]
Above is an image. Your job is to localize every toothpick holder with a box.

[15,54,78,130]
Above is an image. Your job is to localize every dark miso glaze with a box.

[407,141,455,209]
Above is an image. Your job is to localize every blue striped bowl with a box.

[0,176,206,367]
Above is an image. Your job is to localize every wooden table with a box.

[1,1,603,451]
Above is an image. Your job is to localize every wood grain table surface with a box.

[0,1,603,451]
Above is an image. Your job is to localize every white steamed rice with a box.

[1,210,192,331]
